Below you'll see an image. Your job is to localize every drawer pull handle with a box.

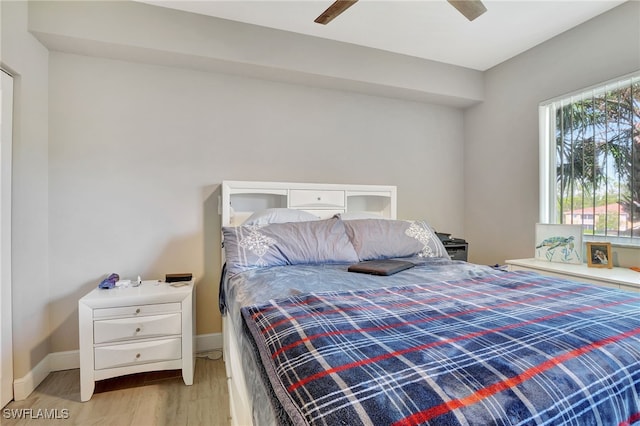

[135,308,141,314]
[135,327,141,333]
[135,353,141,359]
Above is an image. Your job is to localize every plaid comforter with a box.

[242,271,640,426]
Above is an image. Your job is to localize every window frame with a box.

[539,71,640,247]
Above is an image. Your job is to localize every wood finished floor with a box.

[2,355,230,426]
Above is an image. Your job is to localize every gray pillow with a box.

[342,219,450,261]
[223,218,359,276]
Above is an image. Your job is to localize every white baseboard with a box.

[50,349,80,371]
[12,332,222,401]
[13,355,50,401]
[195,332,223,354]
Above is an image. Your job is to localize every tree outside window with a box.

[542,73,640,244]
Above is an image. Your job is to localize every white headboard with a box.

[220,180,397,226]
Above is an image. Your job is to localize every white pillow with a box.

[336,212,385,220]
[242,208,319,226]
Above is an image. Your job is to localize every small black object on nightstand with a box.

[166,273,193,283]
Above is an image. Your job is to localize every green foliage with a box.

[556,79,640,236]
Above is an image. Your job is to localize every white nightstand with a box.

[78,280,195,401]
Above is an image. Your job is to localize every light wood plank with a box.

[2,357,229,426]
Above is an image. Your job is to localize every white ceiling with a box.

[136,0,627,71]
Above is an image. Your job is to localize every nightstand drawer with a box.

[94,337,182,370]
[94,313,181,344]
[93,302,180,319]
[289,190,345,208]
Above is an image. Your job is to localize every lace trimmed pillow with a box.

[222,217,359,276]
[342,219,450,261]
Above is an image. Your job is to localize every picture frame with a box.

[534,223,583,264]
[586,242,613,268]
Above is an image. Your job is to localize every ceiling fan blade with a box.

[447,0,487,21]
[315,0,359,25]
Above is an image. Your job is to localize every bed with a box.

[219,181,640,426]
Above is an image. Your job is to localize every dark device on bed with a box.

[348,259,415,276]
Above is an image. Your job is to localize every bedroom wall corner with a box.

[463,1,640,266]
[202,184,223,336]
[1,0,51,387]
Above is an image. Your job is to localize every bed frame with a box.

[220,180,397,426]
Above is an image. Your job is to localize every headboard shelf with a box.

[221,180,397,226]
[346,193,392,218]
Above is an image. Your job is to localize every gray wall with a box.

[29,0,476,355]
[464,0,640,265]
[47,53,466,352]
[28,0,483,108]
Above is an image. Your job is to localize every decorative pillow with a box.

[242,208,319,226]
[342,219,450,261]
[223,218,359,275]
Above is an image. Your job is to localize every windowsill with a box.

[505,258,640,291]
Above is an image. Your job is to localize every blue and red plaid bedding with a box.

[242,271,640,425]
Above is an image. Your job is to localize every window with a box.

[539,72,640,245]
